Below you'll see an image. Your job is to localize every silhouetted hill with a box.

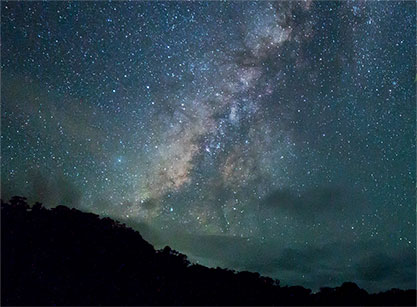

[2,196,416,306]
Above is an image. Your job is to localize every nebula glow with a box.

[1,1,415,292]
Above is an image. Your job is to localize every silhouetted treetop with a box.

[2,197,416,306]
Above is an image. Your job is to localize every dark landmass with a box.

[2,196,416,306]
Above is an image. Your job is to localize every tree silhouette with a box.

[1,196,415,306]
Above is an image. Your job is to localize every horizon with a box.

[1,0,416,294]
[1,196,415,296]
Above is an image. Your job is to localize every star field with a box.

[1,1,415,292]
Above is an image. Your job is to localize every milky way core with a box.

[2,1,416,292]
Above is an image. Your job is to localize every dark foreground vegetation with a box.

[2,196,416,306]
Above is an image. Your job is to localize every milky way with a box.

[1,1,416,292]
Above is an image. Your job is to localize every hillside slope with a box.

[2,196,415,306]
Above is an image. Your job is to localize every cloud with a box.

[139,229,415,293]
[259,186,370,224]
[1,74,114,161]
[354,250,416,285]
[4,169,83,210]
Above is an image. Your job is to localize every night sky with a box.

[1,1,416,293]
